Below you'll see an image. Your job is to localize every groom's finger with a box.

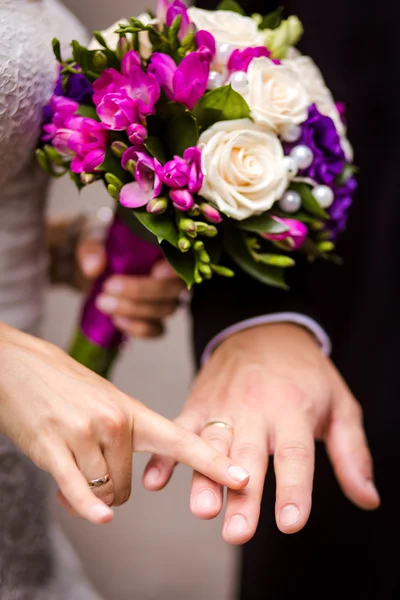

[190,421,233,520]
[327,376,380,510]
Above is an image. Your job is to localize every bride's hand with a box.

[0,323,249,524]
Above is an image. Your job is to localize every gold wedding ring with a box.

[202,421,234,433]
[88,473,110,488]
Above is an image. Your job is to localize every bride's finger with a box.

[48,442,114,524]
[100,409,133,506]
[142,413,199,491]
[135,409,249,490]
[73,440,114,507]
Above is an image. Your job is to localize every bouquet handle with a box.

[69,213,163,378]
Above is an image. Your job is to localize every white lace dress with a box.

[0,1,103,598]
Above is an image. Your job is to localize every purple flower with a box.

[170,189,194,211]
[165,0,191,40]
[227,47,271,73]
[195,31,216,63]
[327,175,357,239]
[262,217,308,250]
[161,156,189,188]
[120,149,162,208]
[54,73,93,104]
[93,62,160,130]
[284,105,345,186]
[183,147,203,193]
[127,123,148,146]
[149,51,209,110]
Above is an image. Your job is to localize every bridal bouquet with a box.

[37,0,357,377]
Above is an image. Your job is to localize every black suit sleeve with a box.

[191,254,339,360]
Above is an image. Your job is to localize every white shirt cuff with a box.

[201,312,332,365]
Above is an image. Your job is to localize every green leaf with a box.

[192,85,250,130]
[166,114,199,157]
[43,145,66,167]
[217,0,246,15]
[92,31,109,49]
[224,226,289,289]
[259,6,284,30]
[75,105,100,121]
[289,182,328,220]
[69,170,84,190]
[115,204,158,245]
[335,163,358,186]
[52,38,62,63]
[133,209,179,247]
[144,137,167,163]
[238,214,289,234]
[161,242,196,289]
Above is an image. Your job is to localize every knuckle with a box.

[73,416,94,440]
[101,407,127,435]
[276,441,312,464]
[280,381,315,417]
[235,442,263,463]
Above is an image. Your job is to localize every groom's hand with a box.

[142,323,380,544]
[77,237,185,338]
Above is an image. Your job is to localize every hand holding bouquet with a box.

[37,0,357,376]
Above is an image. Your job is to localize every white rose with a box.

[283,54,353,159]
[187,7,264,50]
[243,57,310,132]
[198,119,288,220]
[88,14,157,59]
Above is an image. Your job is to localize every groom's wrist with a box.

[201,313,331,365]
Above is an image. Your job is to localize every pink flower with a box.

[149,51,209,110]
[93,60,160,130]
[170,189,194,211]
[127,123,148,146]
[227,47,271,73]
[262,217,308,250]
[65,116,108,174]
[42,96,79,142]
[120,149,162,208]
[161,156,189,188]
[165,0,191,40]
[195,30,216,63]
[184,147,203,193]
[157,0,192,40]
[199,203,222,224]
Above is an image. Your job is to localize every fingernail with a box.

[226,514,249,537]
[194,489,217,510]
[145,467,160,485]
[82,254,102,275]
[104,278,124,294]
[227,465,249,483]
[90,504,113,521]
[279,504,300,527]
[152,261,175,279]
[96,295,118,313]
